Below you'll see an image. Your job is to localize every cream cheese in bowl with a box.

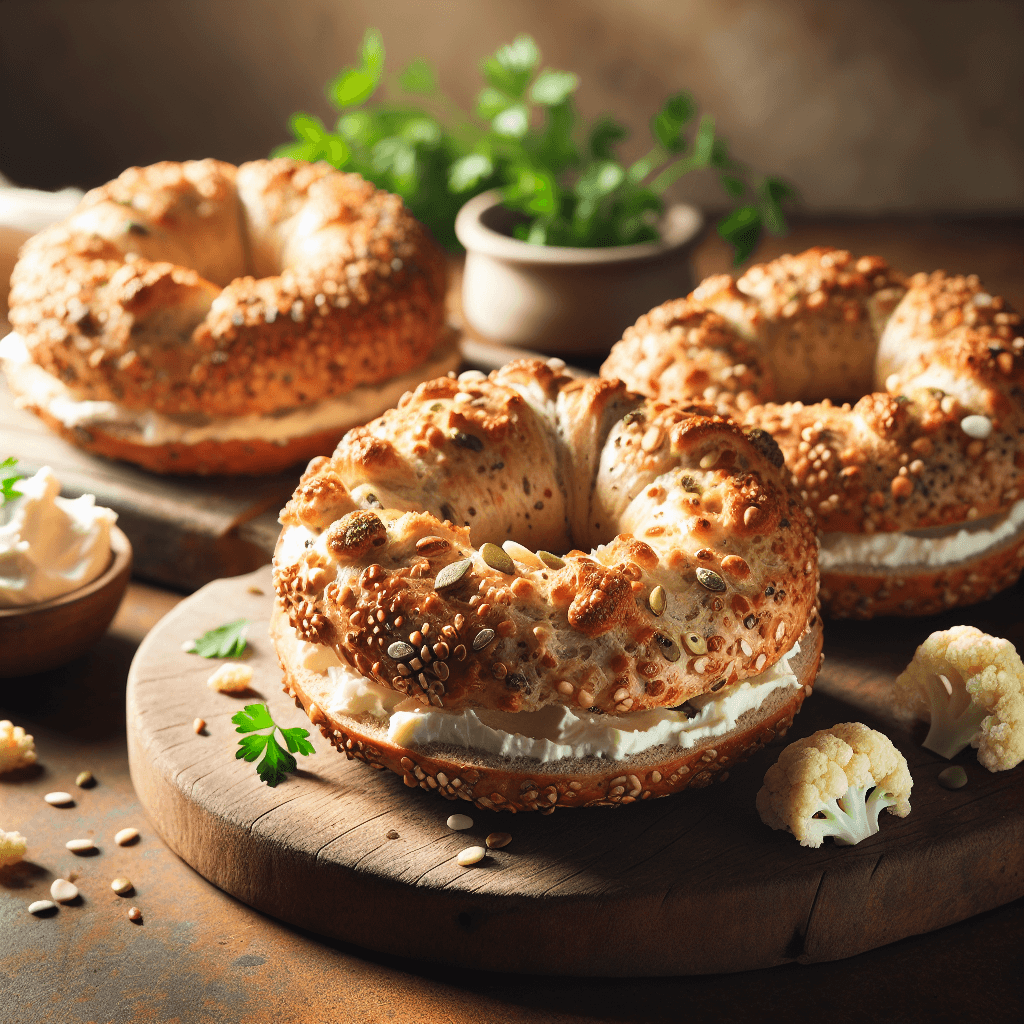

[0,466,118,607]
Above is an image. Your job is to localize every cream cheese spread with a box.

[0,466,117,607]
[819,498,1024,572]
[298,639,801,763]
[0,331,459,447]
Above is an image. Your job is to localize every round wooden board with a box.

[126,567,1024,976]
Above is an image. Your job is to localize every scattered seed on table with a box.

[50,879,78,902]
[128,907,142,922]
[447,814,473,831]
[247,585,264,595]
[44,792,74,807]
[66,839,95,854]
[938,766,968,790]
[386,830,400,840]
[456,846,487,867]
[115,828,140,846]
[486,832,512,849]
[75,771,94,788]
[111,877,133,895]
[193,718,206,734]
[28,900,56,915]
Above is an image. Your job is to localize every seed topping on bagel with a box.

[274,360,818,717]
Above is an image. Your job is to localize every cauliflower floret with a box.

[756,722,913,848]
[0,719,37,774]
[0,828,28,867]
[893,626,1024,772]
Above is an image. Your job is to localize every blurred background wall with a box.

[1,0,1022,213]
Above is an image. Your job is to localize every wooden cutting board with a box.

[126,567,1024,976]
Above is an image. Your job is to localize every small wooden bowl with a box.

[0,526,133,677]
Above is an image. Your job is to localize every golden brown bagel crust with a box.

[602,249,1024,617]
[271,604,823,812]
[273,360,818,716]
[8,159,447,419]
[15,401,352,476]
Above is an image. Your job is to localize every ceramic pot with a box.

[454,190,704,359]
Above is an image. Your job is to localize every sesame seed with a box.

[447,814,473,831]
[44,792,74,807]
[115,828,140,846]
[457,846,487,866]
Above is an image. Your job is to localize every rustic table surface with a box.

[2,220,1023,1023]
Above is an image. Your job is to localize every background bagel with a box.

[602,247,1024,618]
[270,358,820,807]
[3,158,455,475]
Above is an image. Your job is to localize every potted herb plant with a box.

[277,31,792,356]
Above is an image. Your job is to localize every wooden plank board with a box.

[125,566,1024,976]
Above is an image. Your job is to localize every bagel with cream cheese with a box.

[270,359,822,811]
[602,248,1024,618]
[2,159,455,475]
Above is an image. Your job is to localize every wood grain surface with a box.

[126,567,1024,977]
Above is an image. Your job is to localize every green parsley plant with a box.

[232,703,315,787]
[275,30,791,262]
[186,619,250,659]
[1,457,24,506]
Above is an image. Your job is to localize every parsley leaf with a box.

[186,619,250,658]
[232,703,314,787]
[1,457,24,506]
[275,31,791,260]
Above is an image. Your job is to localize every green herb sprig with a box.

[275,30,792,262]
[232,703,315,787]
[185,619,250,659]
[1,457,24,506]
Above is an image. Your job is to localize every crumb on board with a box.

[207,663,254,693]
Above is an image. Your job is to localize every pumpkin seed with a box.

[481,543,515,575]
[696,567,726,592]
[537,550,565,569]
[648,585,666,616]
[472,628,496,651]
[502,540,542,567]
[434,558,473,589]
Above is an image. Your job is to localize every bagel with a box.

[2,159,455,475]
[602,248,1024,618]
[270,359,821,811]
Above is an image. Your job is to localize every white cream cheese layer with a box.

[819,498,1024,572]
[0,331,459,447]
[298,639,801,763]
[0,466,117,607]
